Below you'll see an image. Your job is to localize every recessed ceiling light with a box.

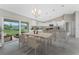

[61,5,64,7]
[52,9,55,11]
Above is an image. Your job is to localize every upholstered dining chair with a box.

[27,36,41,55]
[19,34,28,48]
[51,29,68,49]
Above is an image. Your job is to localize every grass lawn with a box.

[4,29,28,36]
[4,30,19,36]
[21,29,28,33]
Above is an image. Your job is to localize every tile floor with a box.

[0,36,79,55]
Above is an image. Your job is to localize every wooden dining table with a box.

[23,32,52,39]
[23,32,53,54]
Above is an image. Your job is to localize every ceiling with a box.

[0,4,79,22]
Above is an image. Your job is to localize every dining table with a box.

[23,32,53,54]
[23,32,52,39]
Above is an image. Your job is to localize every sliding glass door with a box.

[0,18,30,45]
[21,22,29,33]
[0,18,29,47]
[3,19,29,42]
[4,19,19,42]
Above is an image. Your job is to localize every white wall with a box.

[38,16,64,26]
[0,9,32,22]
[75,11,79,38]
[0,18,4,47]
[0,18,2,45]
[64,14,75,36]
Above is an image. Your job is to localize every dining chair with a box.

[63,31,71,43]
[19,34,28,48]
[27,36,41,55]
[51,29,68,49]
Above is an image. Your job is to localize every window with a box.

[21,22,29,33]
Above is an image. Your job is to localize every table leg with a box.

[45,39,48,54]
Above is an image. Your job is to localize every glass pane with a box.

[21,22,29,33]
[4,19,19,42]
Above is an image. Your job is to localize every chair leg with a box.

[19,42,22,48]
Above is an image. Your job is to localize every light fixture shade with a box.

[32,8,41,17]
[38,9,41,15]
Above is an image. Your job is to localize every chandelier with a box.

[32,8,42,34]
[32,8,41,18]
